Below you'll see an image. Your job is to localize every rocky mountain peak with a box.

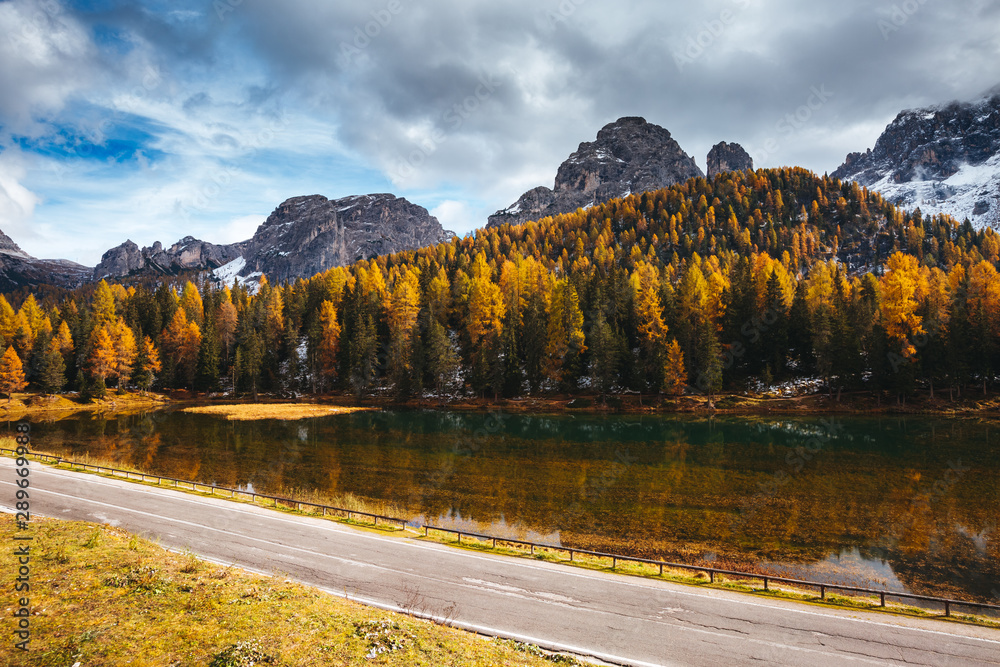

[488,116,704,228]
[94,237,244,281]
[833,92,1000,228]
[707,142,754,179]
[0,228,30,259]
[235,193,454,285]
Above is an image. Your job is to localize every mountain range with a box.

[833,89,1000,229]
[3,90,999,293]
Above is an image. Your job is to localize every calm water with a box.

[18,409,1000,604]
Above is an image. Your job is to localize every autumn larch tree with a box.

[86,326,116,398]
[134,336,162,394]
[0,346,28,403]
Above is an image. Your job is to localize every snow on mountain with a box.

[833,91,1000,229]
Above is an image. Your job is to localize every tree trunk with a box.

[929,379,934,401]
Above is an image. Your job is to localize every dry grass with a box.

[1,516,578,666]
[182,403,374,421]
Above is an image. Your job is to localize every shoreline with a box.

[4,388,1000,420]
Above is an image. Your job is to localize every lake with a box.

[19,408,1000,604]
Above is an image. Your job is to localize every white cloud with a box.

[215,214,266,245]
[430,200,474,234]
[0,0,94,134]
[0,151,41,247]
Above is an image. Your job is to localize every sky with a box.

[1,0,999,266]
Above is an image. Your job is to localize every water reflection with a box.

[19,409,1000,603]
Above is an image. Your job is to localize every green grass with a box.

[0,516,580,666]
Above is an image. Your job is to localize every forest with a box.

[3,167,1000,403]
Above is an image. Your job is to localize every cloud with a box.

[429,200,473,235]
[0,0,96,135]
[216,214,266,245]
[2,0,1000,264]
[0,151,41,246]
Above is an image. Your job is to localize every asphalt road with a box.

[3,459,1000,666]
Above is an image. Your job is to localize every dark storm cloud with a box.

[226,0,1000,201]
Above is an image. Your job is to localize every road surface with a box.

[3,459,999,666]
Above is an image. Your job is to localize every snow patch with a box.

[212,256,246,286]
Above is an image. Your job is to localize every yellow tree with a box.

[216,301,239,363]
[86,326,117,386]
[426,267,452,324]
[179,281,204,326]
[663,339,687,395]
[466,271,506,348]
[54,320,74,359]
[316,300,341,387]
[92,280,117,327]
[0,296,16,342]
[388,269,421,386]
[544,278,586,385]
[0,346,27,402]
[162,309,202,387]
[109,318,138,390]
[135,336,162,393]
[880,252,926,359]
[631,262,669,352]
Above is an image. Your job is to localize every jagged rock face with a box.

[239,194,454,284]
[488,116,704,228]
[833,92,1000,229]
[0,227,90,292]
[94,236,245,281]
[0,229,29,259]
[707,142,753,179]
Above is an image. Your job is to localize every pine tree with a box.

[544,279,586,390]
[425,316,459,399]
[39,344,66,395]
[0,346,27,403]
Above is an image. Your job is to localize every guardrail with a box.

[423,525,1000,619]
[7,447,998,620]
[0,448,408,528]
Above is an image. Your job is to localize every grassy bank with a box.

[10,385,1000,421]
[0,391,170,420]
[1,516,578,666]
[181,403,374,421]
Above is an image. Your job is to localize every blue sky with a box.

[1,0,999,265]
